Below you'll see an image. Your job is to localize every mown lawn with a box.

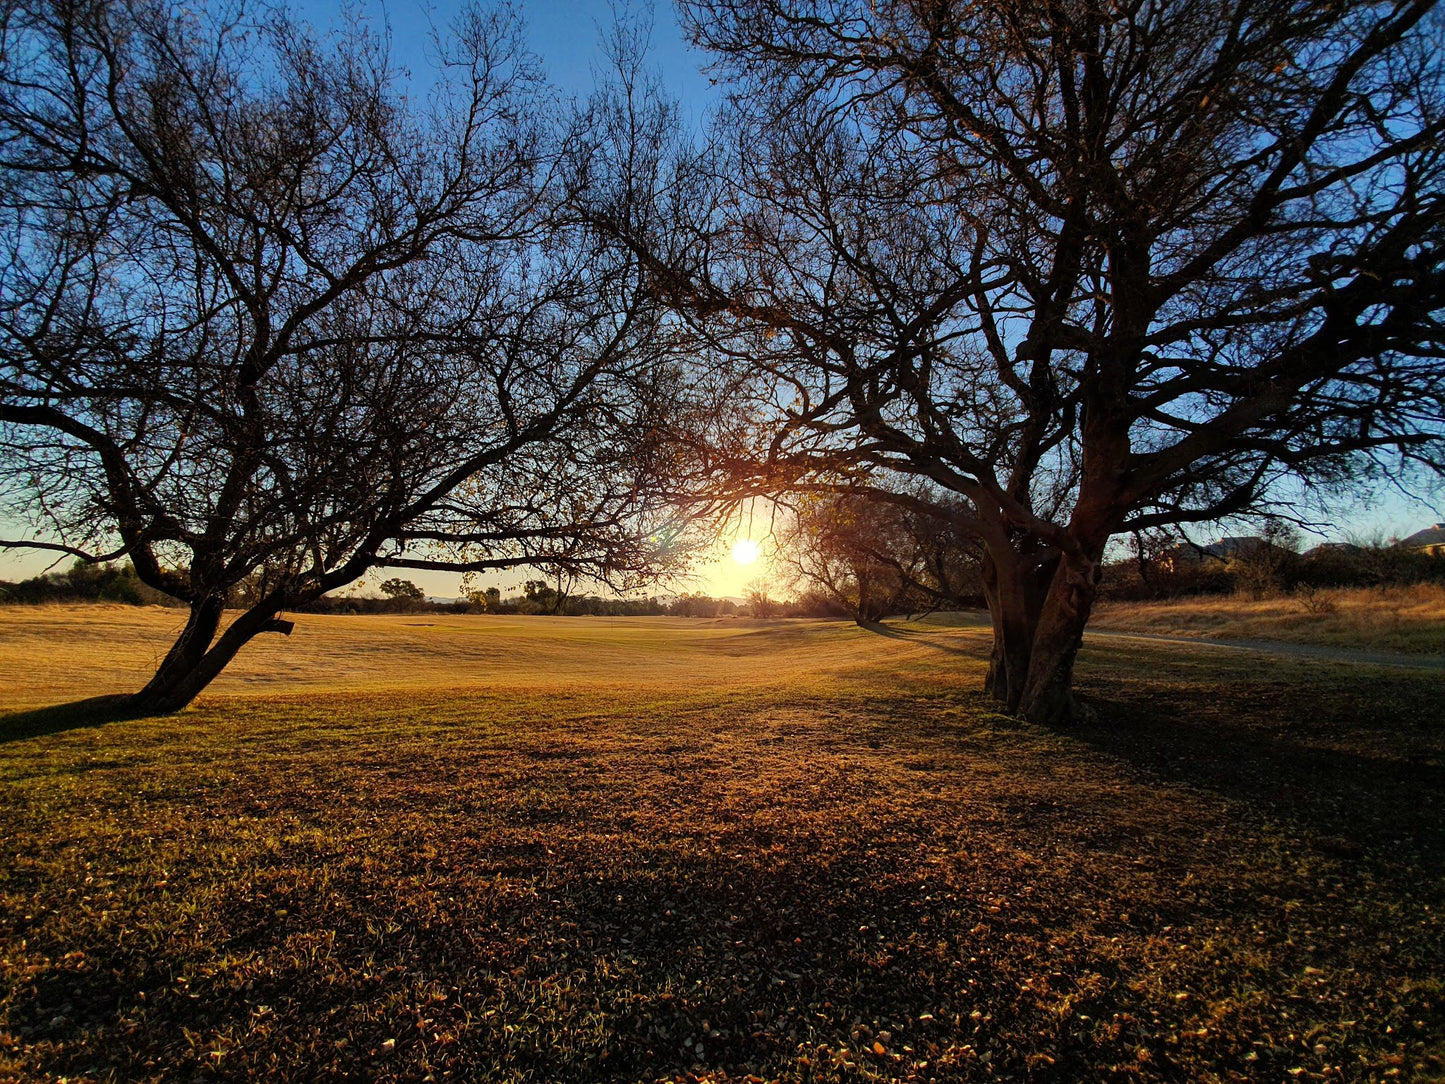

[0,609,1441,1082]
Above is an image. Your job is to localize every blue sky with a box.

[295,0,718,116]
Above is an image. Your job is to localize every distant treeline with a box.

[0,564,860,618]
[11,544,1442,615]
[298,591,676,618]
[298,583,868,619]
[1099,540,1445,602]
[0,560,181,606]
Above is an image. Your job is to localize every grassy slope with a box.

[1091,585,1445,655]
[0,608,1442,1083]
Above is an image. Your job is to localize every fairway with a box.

[1,609,1442,1082]
[1,607,922,711]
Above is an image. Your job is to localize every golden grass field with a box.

[0,606,990,716]
[1,606,1442,1083]
[1091,584,1445,655]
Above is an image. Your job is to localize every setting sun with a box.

[731,538,761,565]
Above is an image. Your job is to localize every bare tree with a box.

[0,0,685,712]
[777,489,980,623]
[777,493,914,623]
[609,0,1445,722]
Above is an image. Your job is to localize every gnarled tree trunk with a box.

[125,595,296,715]
[128,594,227,712]
[980,545,1059,713]
[854,568,891,625]
[1015,545,1104,726]
[977,521,1110,725]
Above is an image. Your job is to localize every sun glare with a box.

[732,538,761,565]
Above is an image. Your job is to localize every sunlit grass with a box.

[1092,583,1445,655]
[0,606,924,713]
[0,608,1441,1082]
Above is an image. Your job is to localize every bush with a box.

[1102,541,1445,602]
[0,560,178,606]
[1294,585,1338,615]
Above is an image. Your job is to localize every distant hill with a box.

[1402,523,1445,553]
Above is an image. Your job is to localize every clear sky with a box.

[299,0,719,118]
[1,1,1439,598]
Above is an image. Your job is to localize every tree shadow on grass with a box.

[862,620,987,658]
[1,836,1149,1084]
[0,694,145,744]
[15,788,1438,1084]
[1068,664,1445,864]
[6,673,1445,1082]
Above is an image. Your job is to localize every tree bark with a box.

[1016,546,1104,726]
[980,547,1058,712]
[855,571,889,625]
[127,594,227,713]
[125,596,294,714]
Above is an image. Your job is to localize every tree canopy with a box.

[0,0,687,710]
[606,0,1445,721]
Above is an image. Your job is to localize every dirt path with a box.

[1084,627,1445,672]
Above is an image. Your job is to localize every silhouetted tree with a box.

[469,586,504,613]
[778,491,967,623]
[522,579,563,614]
[0,0,685,711]
[378,578,426,612]
[778,495,903,624]
[607,0,1445,722]
[745,581,778,617]
[1233,518,1303,598]
[379,579,425,601]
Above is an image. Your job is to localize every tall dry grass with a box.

[1091,583,1445,654]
